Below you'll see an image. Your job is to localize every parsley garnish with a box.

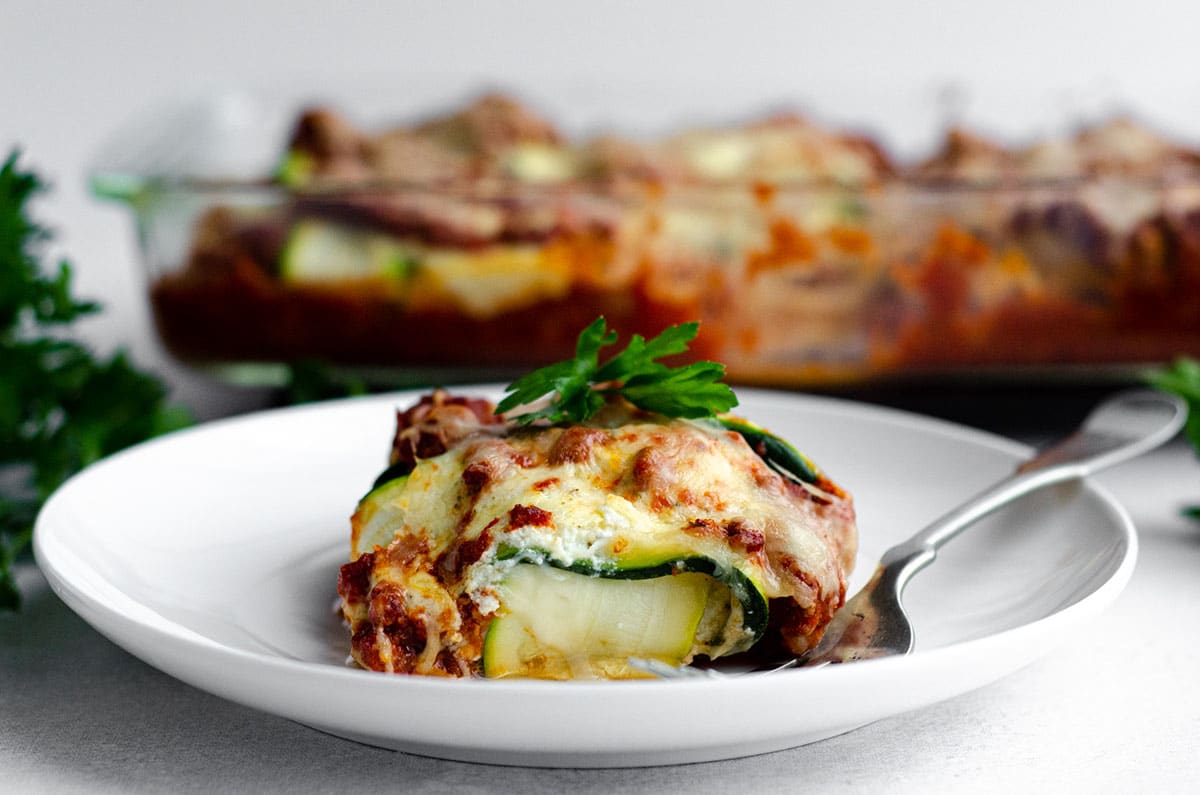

[496,317,738,424]
[1145,357,1200,519]
[0,151,191,609]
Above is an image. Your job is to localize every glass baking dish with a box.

[91,91,1200,388]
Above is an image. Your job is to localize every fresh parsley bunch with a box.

[0,151,191,609]
[1145,357,1200,519]
[497,317,738,424]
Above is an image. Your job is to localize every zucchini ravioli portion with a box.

[336,390,857,679]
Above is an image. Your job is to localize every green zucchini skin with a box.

[495,545,768,644]
[358,469,410,507]
[715,416,821,485]
[370,461,414,492]
[275,150,313,187]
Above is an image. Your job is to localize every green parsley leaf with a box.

[621,361,738,418]
[1145,356,1200,519]
[498,317,737,424]
[593,322,698,383]
[284,359,368,405]
[0,150,192,609]
[1145,357,1200,453]
[496,317,614,424]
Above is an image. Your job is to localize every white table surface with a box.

[4,400,1199,793]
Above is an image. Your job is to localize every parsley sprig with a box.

[496,317,738,424]
[1145,357,1200,519]
[0,151,191,609]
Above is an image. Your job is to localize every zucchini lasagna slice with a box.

[337,390,857,678]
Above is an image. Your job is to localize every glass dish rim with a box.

[89,169,1200,205]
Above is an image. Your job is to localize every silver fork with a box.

[636,389,1186,678]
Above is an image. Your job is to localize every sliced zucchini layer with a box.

[370,461,413,492]
[352,474,411,553]
[277,220,570,317]
[496,546,767,638]
[482,549,769,679]
[281,220,419,284]
[483,564,725,679]
[716,416,821,485]
[275,149,315,187]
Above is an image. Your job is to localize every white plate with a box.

[34,388,1135,767]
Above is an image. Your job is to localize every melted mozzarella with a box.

[354,418,848,615]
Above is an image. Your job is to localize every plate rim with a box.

[31,386,1138,762]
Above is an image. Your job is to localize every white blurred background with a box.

[5,0,1200,416]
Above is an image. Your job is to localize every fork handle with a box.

[878,389,1184,588]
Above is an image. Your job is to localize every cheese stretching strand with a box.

[337,390,857,679]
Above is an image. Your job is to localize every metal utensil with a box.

[637,389,1186,678]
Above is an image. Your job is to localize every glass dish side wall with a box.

[113,176,1200,385]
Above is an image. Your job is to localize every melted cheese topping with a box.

[355,421,843,592]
